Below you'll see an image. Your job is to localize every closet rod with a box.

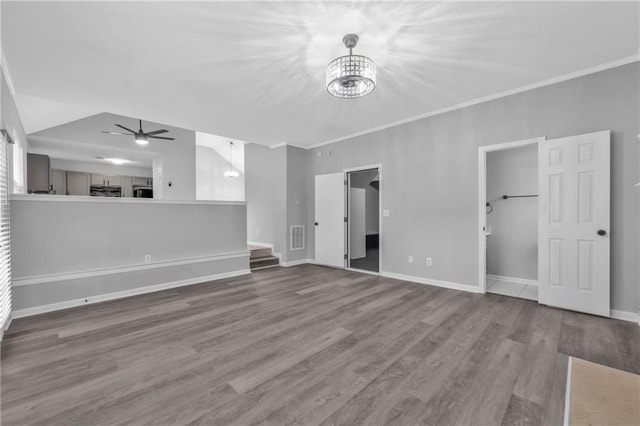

[501,194,537,199]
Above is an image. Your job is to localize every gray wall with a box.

[245,144,314,262]
[350,169,380,235]
[305,63,639,313]
[11,198,247,277]
[152,126,196,200]
[10,197,248,311]
[245,144,287,256]
[486,144,538,280]
[286,145,313,262]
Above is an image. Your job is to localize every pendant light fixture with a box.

[326,34,376,99]
[224,141,239,178]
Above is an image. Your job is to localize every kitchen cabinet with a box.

[27,153,50,193]
[132,176,153,186]
[91,174,121,186]
[91,174,106,185]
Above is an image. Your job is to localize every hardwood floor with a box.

[2,265,639,425]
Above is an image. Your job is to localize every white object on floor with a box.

[487,277,538,301]
[487,278,526,298]
[519,285,538,301]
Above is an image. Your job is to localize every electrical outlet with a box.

[408,256,413,263]
[426,257,433,266]
[144,254,152,263]
[256,228,260,235]
[383,209,390,217]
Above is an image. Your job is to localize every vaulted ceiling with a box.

[2,1,638,148]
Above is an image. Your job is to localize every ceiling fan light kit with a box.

[135,133,149,145]
[326,34,376,99]
[102,119,175,144]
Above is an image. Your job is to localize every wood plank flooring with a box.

[2,264,639,425]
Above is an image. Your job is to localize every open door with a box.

[538,130,610,317]
[314,173,345,268]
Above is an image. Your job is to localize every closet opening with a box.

[346,167,380,273]
[479,139,541,300]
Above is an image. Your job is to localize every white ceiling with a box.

[3,1,639,148]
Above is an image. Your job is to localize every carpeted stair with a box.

[249,245,279,270]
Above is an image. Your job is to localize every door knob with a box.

[314,222,319,226]
[597,229,607,236]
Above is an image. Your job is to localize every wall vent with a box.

[290,225,305,251]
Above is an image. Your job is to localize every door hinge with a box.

[344,254,348,259]
[344,217,348,222]
[344,180,348,185]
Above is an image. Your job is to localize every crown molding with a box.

[0,48,16,97]
[308,54,640,149]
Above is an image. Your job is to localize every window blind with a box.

[0,133,12,334]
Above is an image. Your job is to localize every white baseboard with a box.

[281,258,314,267]
[247,241,274,249]
[486,274,538,286]
[380,271,482,293]
[610,309,640,324]
[12,269,251,319]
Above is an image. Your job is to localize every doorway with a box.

[347,168,380,273]
[478,131,611,317]
[484,142,539,301]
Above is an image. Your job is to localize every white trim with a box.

[10,194,247,206]
[11,269,251,319]
[478,137,545,294]
[610,309,640,324]
[486,274,538,287]
[247,241,274,249]
[281,258,313,267]
[13,251,250,286]
[0,50,16,97]
[269,142,287,149]
[380,271,482,294]
[346,267,379,277]
[563,356,573,426]
[309,55,640,149]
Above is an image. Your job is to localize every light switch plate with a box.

[383,210,390,217]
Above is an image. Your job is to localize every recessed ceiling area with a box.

[3,1,638,148]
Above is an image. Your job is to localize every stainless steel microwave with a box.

[133,186,153,198]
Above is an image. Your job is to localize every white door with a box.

[349,188,366,259]
[538,130,610,317]
[315,173,345,268]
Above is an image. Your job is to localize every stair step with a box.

[250,255,280,270]
[248,246,273,259]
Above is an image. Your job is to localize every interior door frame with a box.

[344,164,382,275]
[478,137,545,293]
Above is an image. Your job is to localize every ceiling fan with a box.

[102,119,175,145]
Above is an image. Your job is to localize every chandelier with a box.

[224,141,239,178]
[326,34,376,99]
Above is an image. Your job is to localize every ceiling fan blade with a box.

[115,124,137,134]
[102,131,133,136]
[148,136,175,140]
[144,129,169,136]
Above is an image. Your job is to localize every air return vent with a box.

[290,225,305,251]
